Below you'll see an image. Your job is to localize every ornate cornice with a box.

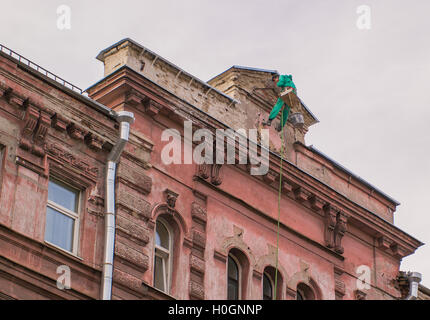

[85,65,423,259]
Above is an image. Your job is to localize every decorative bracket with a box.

[164,188,179,210]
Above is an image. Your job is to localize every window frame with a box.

[262,271,274,300]
[153,217,173,294]
[45,177,81,255]
[227,253,242,300]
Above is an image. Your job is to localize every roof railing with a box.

[0,43,84,95]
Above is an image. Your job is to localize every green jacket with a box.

[277,74,297,93]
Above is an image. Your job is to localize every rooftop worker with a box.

[263,74,300,132]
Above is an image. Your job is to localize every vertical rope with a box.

[273,107,285,300]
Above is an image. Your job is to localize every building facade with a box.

[0,39,425,300]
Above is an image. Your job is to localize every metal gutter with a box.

[101,111,135,300]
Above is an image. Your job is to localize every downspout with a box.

[405,272,422,300]
[101,111,135,300]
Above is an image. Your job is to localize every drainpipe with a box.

[101,111,135,300]
[405,272,422,300]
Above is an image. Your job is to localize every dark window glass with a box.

[155,222,169,249]
[227,255,239,300]
[263,273,273,300]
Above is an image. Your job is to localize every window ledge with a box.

[44,241,83,261]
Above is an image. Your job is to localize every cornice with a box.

[86,65,423,258]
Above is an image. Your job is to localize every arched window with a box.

[153,218,172,293]
[296,282,316,300]
[227,254,240,300]
[263,266,283,300]
[263,272,274,300]
[227,248,250,300]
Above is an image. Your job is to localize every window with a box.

[45,178,80,254]
[263,272,274,300]
[154,218,172,293]
[296,283,316,300]
[227,254,240,300]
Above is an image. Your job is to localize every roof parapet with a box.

[95,38,239,106]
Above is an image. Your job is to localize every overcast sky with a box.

[1,0,429,288]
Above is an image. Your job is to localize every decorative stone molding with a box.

[142,97,162,117]
[217,226,256,267]
[164,188,179,209]
[85,133,104,151]
[51,113,69,131]
[354,289,367,300]
[286,287,297,298]
[2,87,13,102]
[254,244,288,281]
[293,186,311,203]
[189,281,205,300]
[309,195,325,213]
[117,162,152,195]
[113,269,143,292]
[191,202,207,225]
[116,215,150,246]
[188,192,207,300]
[124,90,144,108]
[323,204,348,254]
[115,241,149,272]
[390,243,409,259]
[189,255,205,276]
[214,250,227,263]
[34,110,51,143]
[334,212,348,254]
[335,279,346,299]
[210,164,223,185]
[263,170,277,185]
[116,189,152,220]
[45,143,99,179]
[281,180,293,194]
[151,203,189,236]
[333,264,345,300]
[377,236,393,252]
[192,229,206,250]
[19,104,40,152]
[196,162,223,186]
[287,262,322,300]
[324,204,339,248]
[252,269,263,281]
[67,123,86,141]
[196,163,210,179]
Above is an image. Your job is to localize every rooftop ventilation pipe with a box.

[101,111,134,300]
[405,272,422,300]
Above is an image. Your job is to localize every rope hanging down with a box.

[273,107,285,300]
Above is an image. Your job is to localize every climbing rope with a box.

[273,106,285,300]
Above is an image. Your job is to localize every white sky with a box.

[1,0,429,288]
